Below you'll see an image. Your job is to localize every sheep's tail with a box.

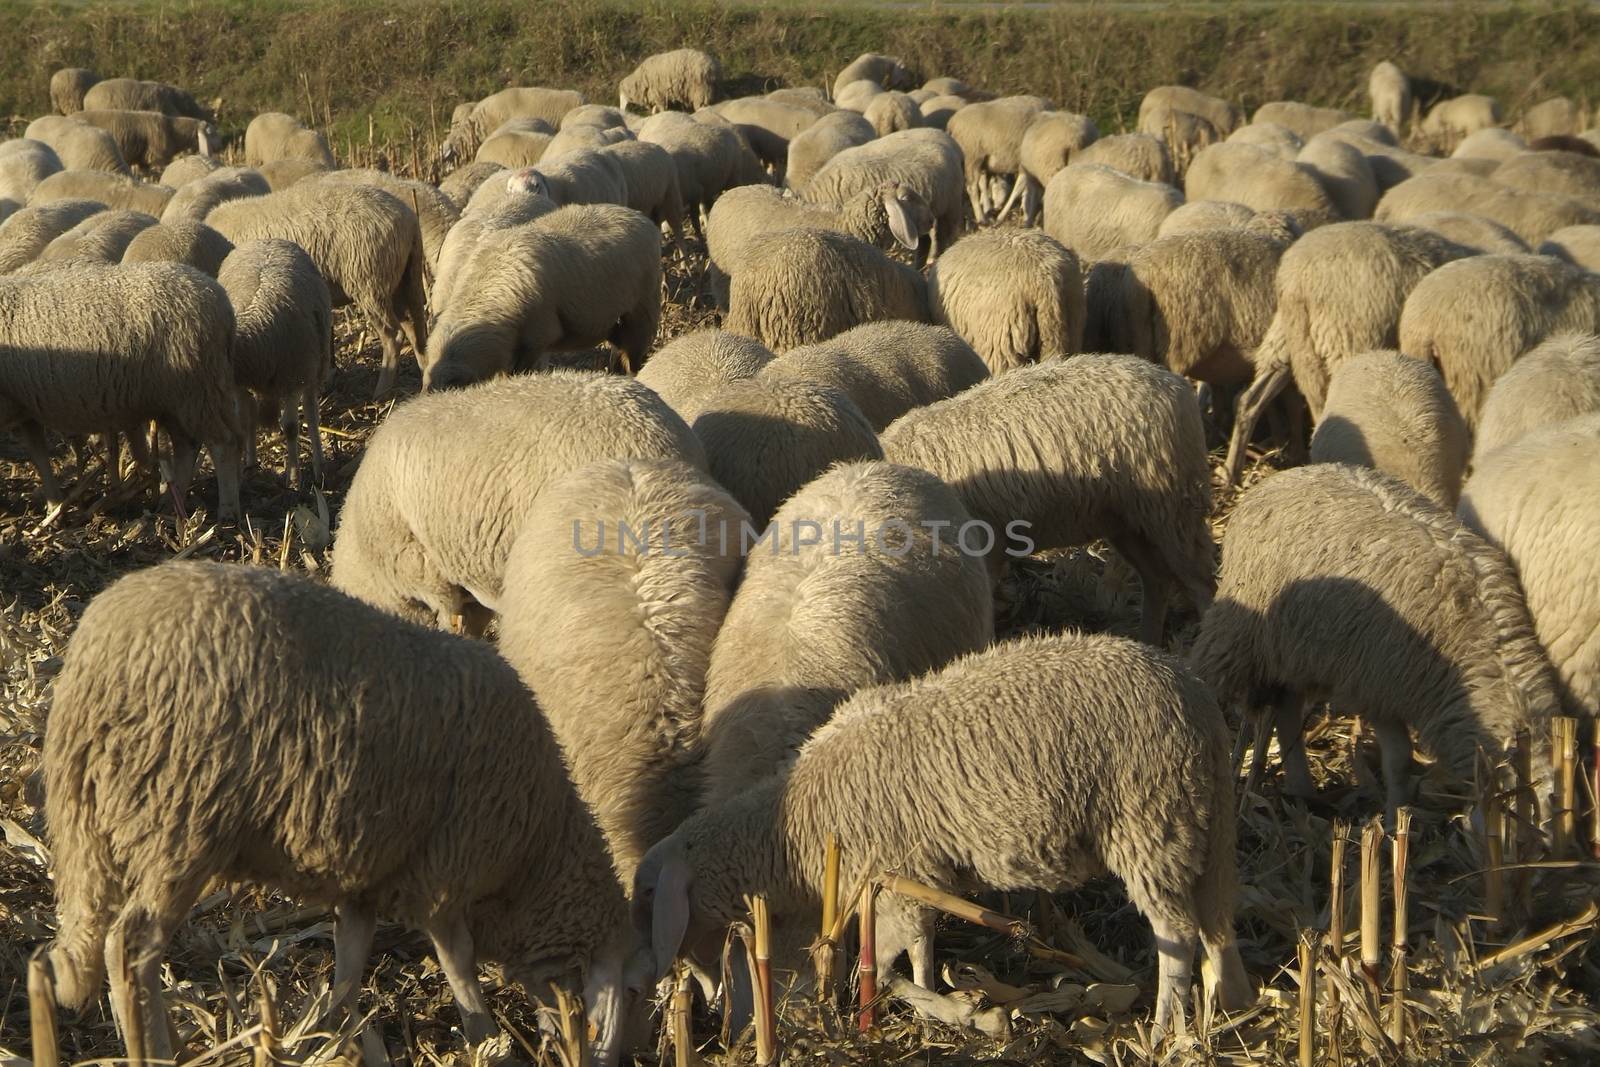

[43,789,117,1010]
[399,226,430,357]
[1196,713,1252,1010]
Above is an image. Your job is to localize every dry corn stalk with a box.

[1298,929,1318,1067]
[1514,730,1535,915]
[858,881,879,1034]
[110,930,147,1067]
[1592,719,1600,859]
[550,983,589,1067]
[670,966,696,1067]
[1479,749,1505,926]
[256,975,279,1067]
[747,895,777,1066]
[814,834,841,997]
[1359,817,1383,1007]
[1327,819,1348,1052]
[879,874,1031,941]
[1389,807,1411,1046]
[720,923,752,1051]
[1554,717,1578,857]
[28,948,60,1067]
[1477,899,1600,970]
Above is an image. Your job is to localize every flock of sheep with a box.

[5,43,1599,1065]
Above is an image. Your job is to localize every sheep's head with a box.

[505,166,548,199]
[197,121,219,158]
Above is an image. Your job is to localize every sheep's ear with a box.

[198,126,212,158]
[651,851,692,981]
[722,943,755,1042]
[884,190,919,251]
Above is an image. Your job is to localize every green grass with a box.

[2,0,1599,149]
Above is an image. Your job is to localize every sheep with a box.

[639,630,1251,1037]
[217,239,332,488]
[1157,199,1257,236]
[765,87,836,116]
[1332,118,1399,146]
[50,67,98,114]
[1471,333,1600,463]
[862,91,922,137]
[476,120,554,168]
[333,371,704,631]
[35,208,157,265]
[563,105,630,132]
[1421,93,1504,152]
[636,330,776,423]
[724,227,930,353]
[1330,132,1437,192]
[946,96,1051,221]
[881,354,1213,643]
[83,77,209,120]
[511,147,630,207]
[158,152,221,187]
[802,128,965,257]
[1138,85,1243,137]
[1007,110,1099,224]
[1227,122,1304,160]
[1494,150,1600,210]
[498,458,747,885]
[620,49,722,113]
[1369,61,1412,133]
[159,166,269,222]
[1425,156,1501,180]
[0,139,63,203]
[1398,253,1600,430]
[1530,134,1600,157]
[1252,101,1350,139]
[1042,163,1183,262]
[42,560,642,1065]
[543,122,632,159]
[1308,350,1469,507]
[783,110,876,191]
[916,93,967,131]
[1458,414,1600,719]
[926,229,1083,373]
[1190,462,1560,819]
[706,97,820,174]
[73,109,216,170]
[428,187,556,317]
[1410,210,1530,254]
[120,219,234,277]
[206,181,427,398]
[833,53,916,98]
[439,159,506,205]
[759,321,989,430]
[706,182,928,303]
[690,377,883,527]
[1223,221,1477,483]
[0,261,243,518]
[243,112,336,167]
[1539,223,1600,270]
[1452,127,1526,161]
[29,169,173,216]
[317,168,461,272]
[835,80,885,114]
[1518,96,1586,140]
[637,111,766,232]
[1138,104,1220,179]
[440,87,586,162]
[0,199,107,274]
[601,139,688,242]
[921,76,973,98]
[1076,132,1174,184]
[424,203,661,389]
[0,201,16,225]
[23,115,130,174]
[1297,134,1379,220]
[256,157,331,191]
[1185,142,1340,229]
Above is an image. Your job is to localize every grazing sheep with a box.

[1427,156,1501,180]
[640,630,1251,1036]
[1410,211,1530,254]
[29,169,173,216]
[690,377,883,528]
[1139,104,1219,180]
[637,111,766,232]
[708,97,820,174]
[724,227,930,352]
[1042,163,1183,262]
[636,330,776,423]
[475,119,554,169]
[511,147,630,207]
[946,96,1051,221]
[424,203,660,389]
[50,67,98,114]
[0,261,243,518]
[1191,463,1560,818]
[620,49,722,113]
[441,87,586,162]
[24,115,130,174]
[1008,110,1099,224]
[543,122,632,159]
[1253,101,1350,139]
[802,128,965,258]
[1224,221,1476,483]
[499,458,748,884]
[429,187,556,317]
[317,168,461,272]
[331,371,705,630]
[1518,96,1586,141]
[1309,350,1469,506]
[1530,134,1600,157]
[1227,122,1304,161]
[159,166,268,222]
[43,561,642,1065]
[1458,414,1600,718]
[158,153,221,188]
[862,91,922,137]
[1452,127,1527,161]
[83,77,209,120]
[760,321,989,430]
[1398,253,1600,430]
[1330,132,1437,192]
[881,354,1214,643]
[256,157,330,191]
[72,109,216,170]
[0,140,64,203]
[1157,199,1257,236]
[1138,85,1243,137]
[700,459,992,809]
[784,111,876,191]
[927,229,1083,373]
[217,239,332,488]
[35,208,157,265]
[243,112,335,168]
[916,93,968,131]
[1186,141,1340,228]
[564,105,630,132]
[921,77,972,98]
[1076,132,1174,184]
[765,87,835,116]
[1471,333,1600,462]
[206,181,427,398]
[1494,150,1600,210]
[439,159,505,205]
[120,219,234,277]
[835,80,885,114]
[1540,224,1600,270]
[0,199,107,274]
[1297,134,1379,220]
[602,139,688,242]
[1332,118,1398,146]
[833,53,916,99]
[1421,94,1504,152]
[1369,61,1412,133]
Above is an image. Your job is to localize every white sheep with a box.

[783,110,876,191]
[33,208,156,265]
[862,91,922,138]
[1138,85,1243,137]
[759,320,989,430]
[0,199,108,274]
[331,371,705,631]
[1185,141,1340,229]
[1008,110,1099,224]
[49,67,98,114]
[24,115,130,173]
[509,147,630,207]
[317,168,462,273]
[1157,199,1257,236]
[29,168,174,216]
[946,96,1051,221]
[157,152,222,188]
[475,118,554,169]
[159,166,269,222]
[1539,223,1600,270]
[243,111,336,167]
[1518,96,1587,140]
[636,330,776,423]
[690,376,884,527]
[927,229,1084,373]
[833,53,916,98]
[802,128,965,258]
[639,630,1252,1036]
[1410,210,1530,254]
[637,111,766,232]
[1472,332,1600,463]
[1227,122,1304,161]
[1075,131,1174,183]
[1458,414,1600,719]
[43,560,643,1065]
[916,93,968,131]
[72,109,217,170]
[603,139,688,243]
[1327,130,1437,192]
[707,97,821,175]
[440,87,586,163]
[439,159,506,205]
[1495,149,1600,211]
[1421,93,1505,152]
[83,77,210,120]
[1308,350,1469,506]
[881,354,1214,643]
[1042,163,1183,262]
[1252,101,1350,139]
[1191,462,1561,819]
[1297,133,1379,220]
[256,157,331,191]
[0,139,63,203]
[1369,61,1412,134]
[620,49,722,113]
[1452,127,1527,161]
[120,219,234,277]
[835,79,886,113]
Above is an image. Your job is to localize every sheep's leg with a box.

[373,327,401,400]
[995,172,1028,224]
[1203,936,1253,1015]
[107,896,192,1066]
[208,440,242,523]
[330,903,377,1016]
[1022,177,1042,227]
[1373,718,1416,826]
[240,391,259,472]
[303,387,325,487]
[1111,532,1172,645]
[874,896,934,988]
[1148,913,1196,1040]
[1224,362,1292,484]
[17,423,63,507]
[273,394,302,489]
[1241,707,1273,801]
[427,915,497,1045]
[1273,692,1317,799]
